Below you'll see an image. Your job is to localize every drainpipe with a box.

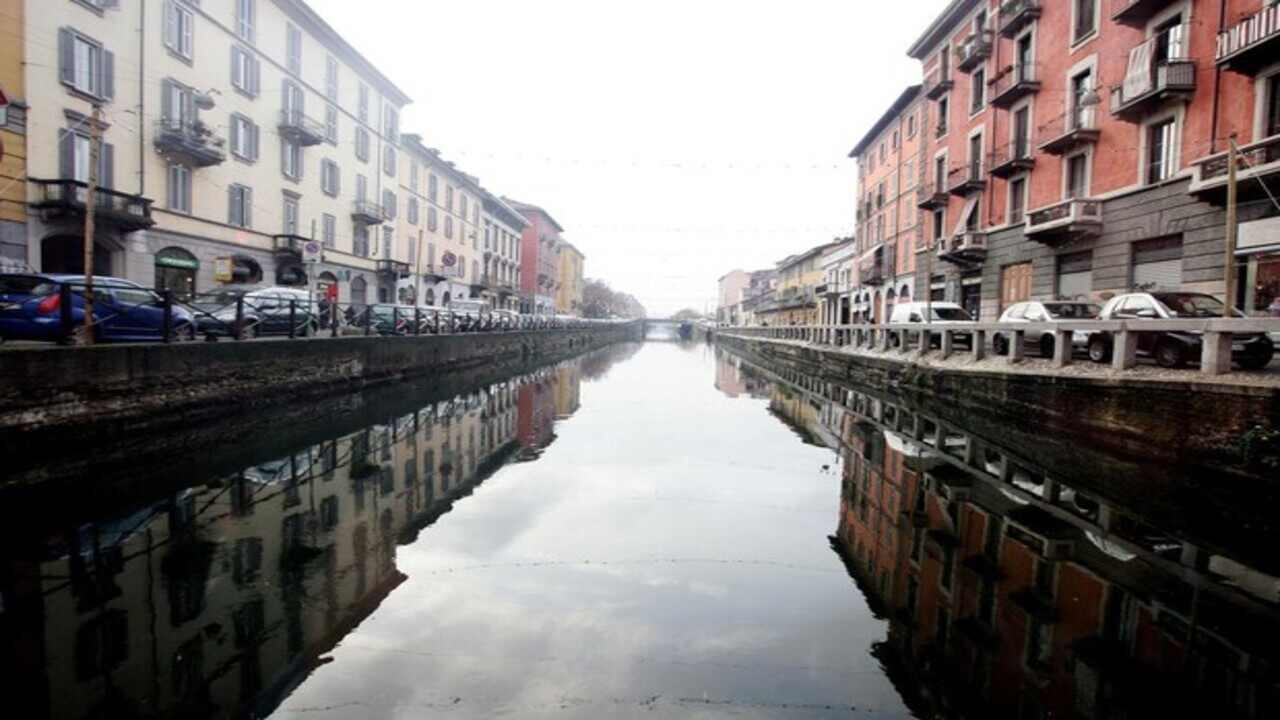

[1209,0,1227,154]
[138,0,146,196]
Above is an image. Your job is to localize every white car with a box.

[993,300,1100,357]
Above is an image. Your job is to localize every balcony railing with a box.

[351,200,386,225]
[1111,51,1198,120]
[278,109,325,146]
[1038,107,1100,156]
[917,181,950,210]
[1025,198,1103,244]
[923,64,954,101]
[955,28,993,73]
[937,231,988,264]
[858,247,895,287]
[989,139,1035,179]
[947,161,986,196]
[154,118,226,167]
[1217,4,1280,74]
[376,259,411,278]
[272,234,308,255]
[997,0,1041,38]
[1111,0,1179,28]
[991,63,1040,109]
[29,179,155,232]
[1190,133,1280,202]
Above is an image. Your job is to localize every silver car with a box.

[993,301,1100,357]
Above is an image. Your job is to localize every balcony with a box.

[954,29,993,74]
[376,259,411,278]
[997,0,1041,38]
[947,161,986,196]
[351,200,385,225]
[272,234,308,257]
[916,183,949,210]
[989,140,1035,179]
[421,264,447,281]
[1038,108,1100,156]
[1190,134,1280,205]
[991,63,1040,109]
[1217,4,1280,75]
[858,247,894,286]
[28,179,155,232]
[277,109,325,147]
[1110,59,1195,122]
[937,231,988,265]
[153,119,226,167]
[1025,198,1103,244]
[1111,0,1179,27]
[923,64,953,101]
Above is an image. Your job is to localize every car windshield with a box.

[0,276,57,296]
[1152,293,1235,318]
[1045,303,1100,319]
[933,307,972,321]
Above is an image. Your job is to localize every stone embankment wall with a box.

[718,334,1280,467]
[0,324,641,441]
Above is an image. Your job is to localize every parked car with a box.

[1087,292,1274,369]
[192,286,318,338]
[0,273,196,343]
[993,300,1101,357]
[887,302,975,347]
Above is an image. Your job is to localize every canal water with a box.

[2,339,1278,718]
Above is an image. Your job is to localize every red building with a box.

[505,198,564,315]
[886,0,1280,320]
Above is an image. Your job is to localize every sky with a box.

[308,0,950,317]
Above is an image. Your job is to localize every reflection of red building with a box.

[516,374,557,460]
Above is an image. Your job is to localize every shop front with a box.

[154,246,199,300]
[1237,217,1280,319]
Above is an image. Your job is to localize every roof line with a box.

[906,0,982,60]
[848,85,922,158]
[279,0,412,105]
[503,198,566,233]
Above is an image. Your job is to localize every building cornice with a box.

[906,0,982,59]
[848,85,922,158]
[275,0,412,106]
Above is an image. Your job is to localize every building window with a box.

[285,22,302,75]
[228,184,252,228]
[58,28,113,101]
[283,196,299,235]
[230,114,259,161]
[410,163,419,192]
[355,174,367,202]
[1267,74,1280,137]
[322,213,336,248]
[383,146,396,177]
[358,83,369,124]
[428,174,438,203]
[383,105,399,142]
[1146,118,1176,184]
[381,226,393,259]
[408,197,419,225]
[236,0,255,43]
[459,194,468,219]
[168,163,191,213]
[1010,176,1027,224]
[383,189,397,220]
[325,105,338,144]
[231,46,260,97]
[355,127,370,162]
[428,207,438,232]
[59,129,92,182]
[937,95,949,135]
[282,139,302,180]
[445,215,453,239]
[907,114,916,138]
[1074,0,1096,43]
[354,225,369,257]
[325,55,339,101]
[971,68,985,113]
[1066,153,1089,198]
[321,159,340,196]
[1070,70,1094,130]
[446,186,454,213]
[163,1,194,61]
[932,208,945,242]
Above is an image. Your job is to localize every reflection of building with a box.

[517,368,559,459]
[554,363,582,419]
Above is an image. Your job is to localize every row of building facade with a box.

[0,0,586,315]
[720,0,1280,325]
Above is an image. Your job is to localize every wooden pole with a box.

[1224,136,1238,309]
[80,104,103,345]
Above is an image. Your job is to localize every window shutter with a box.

[59,28,75,85]
[229,116,240,155]
[245,188,253,229]
[182,9,193,55]
[228,186,237,225]
[161,79,174,121]
[250,55,261,96]
[251,123,260,160]
[58,129,74,179]
[100,143,114,190]
[164,1,177,50]
[231,47,240,89]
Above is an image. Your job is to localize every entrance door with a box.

[1000,263,1032,313]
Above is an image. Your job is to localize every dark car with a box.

[1087,292,1274,369]
[192,286,319,338]
[0,273,196,343]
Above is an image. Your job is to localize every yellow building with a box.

[556,241,585,316]
[0,0,25,268]
[755,242,837,326]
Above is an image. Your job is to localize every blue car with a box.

[0,273,196,343]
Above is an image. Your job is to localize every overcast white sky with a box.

[309,0,949,316]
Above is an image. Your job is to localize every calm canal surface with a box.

[3,339,1278,718]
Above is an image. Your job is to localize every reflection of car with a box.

[193,286,318,338]
[993,301,1100,357]
[887,302,974,347]
[1087,292,1274,369]
[0,273,196,343]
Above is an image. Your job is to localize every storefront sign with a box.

[214,256,234,282]
[155,256,199,270]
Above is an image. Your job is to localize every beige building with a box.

[481,190,527,312]
[556,241,584,316]
[23,0,415,305]
[0,0,26,268]
[756,242,837,326]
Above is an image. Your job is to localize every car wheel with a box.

[1039,335,1055,359]
[1238,347,1274,371]
[169,323,197,342]
[992,334,1008,356]
[1155,339,1187,369]
[1088,336,1111,364]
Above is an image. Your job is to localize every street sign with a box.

[303,240,323,263]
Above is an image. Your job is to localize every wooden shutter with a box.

[251,122,260,160]
[58,129,74,179]
[102,50,114,101]
[250,54,261,96]
[164,1,177,50]
[228,186,238,225]
[58,28,75,85]
[100,143,114,190]
[229,116,241,155]
[245,188,252,229]
[161,79,174,122]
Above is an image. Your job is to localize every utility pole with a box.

[79,104,103,345]
[1224,136,1238,309]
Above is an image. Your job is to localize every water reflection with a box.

[0,344,639,720]
[718,347,1280,719]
